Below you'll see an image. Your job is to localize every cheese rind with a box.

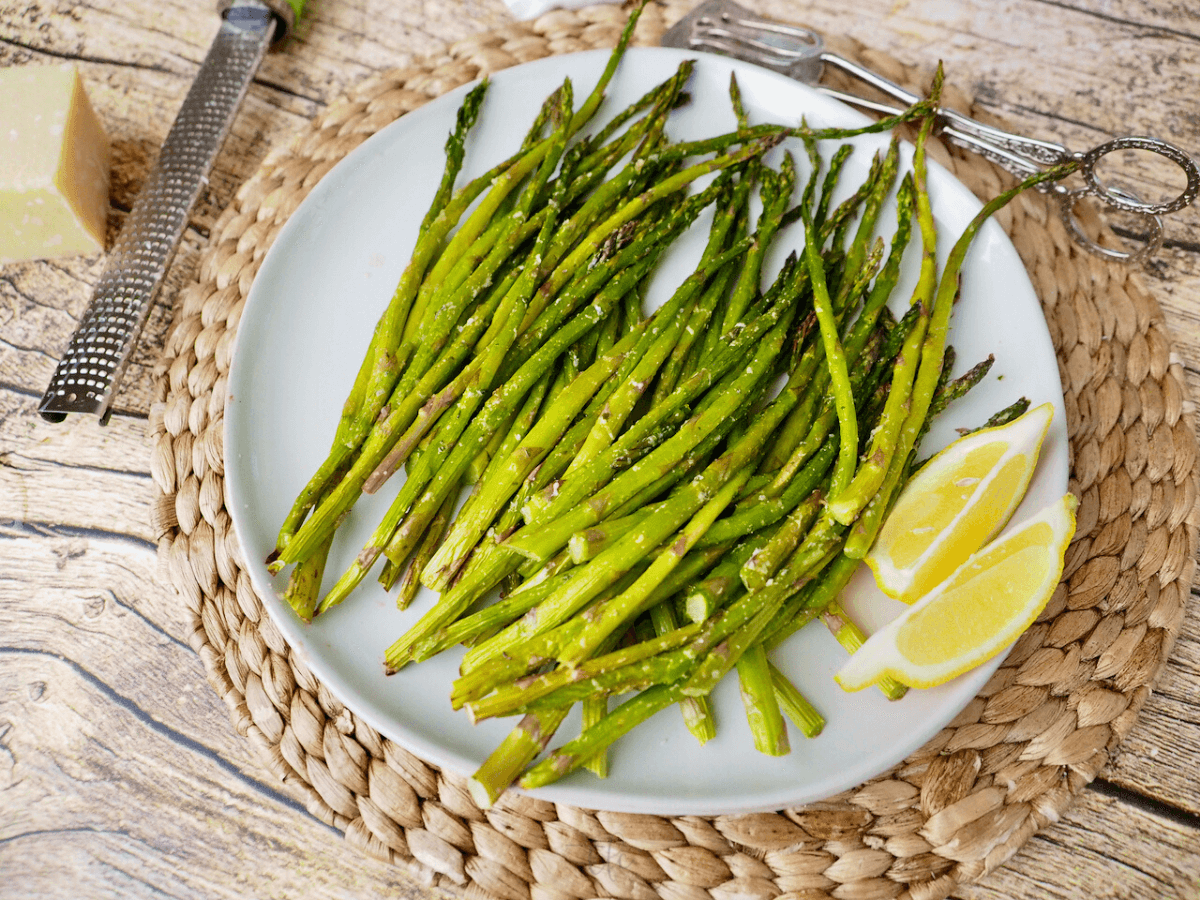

[1,64,111,264]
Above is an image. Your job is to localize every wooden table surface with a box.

[2,0,1198,897]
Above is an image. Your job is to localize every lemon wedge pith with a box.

[836,492,1077,692]
[865,401,1054,604]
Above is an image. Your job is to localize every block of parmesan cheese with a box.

[1,64,111,264]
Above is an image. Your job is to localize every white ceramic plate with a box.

[225,48,1068,815]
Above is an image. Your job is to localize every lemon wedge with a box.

[836,492,1076,691]
[864,401,1054,604]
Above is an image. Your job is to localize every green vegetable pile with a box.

[265,4,1073,805]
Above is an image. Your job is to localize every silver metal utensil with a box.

[662,0,1200,265]
[39,0,301,423]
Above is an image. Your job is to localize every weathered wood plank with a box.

[0,524,235,750]
[0,651,442,900]
[0,526,440,897]
[2,2,1198,900]
[1107,610,1200,814]
[954,790,1200,900]
[0,411,158,540]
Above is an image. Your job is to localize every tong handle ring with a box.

[1058,186,1165,265]
[1077,136,1200,216]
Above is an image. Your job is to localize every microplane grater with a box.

[39,1,283,424]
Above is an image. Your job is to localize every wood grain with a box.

[958,790,1200,900]
[2,0,1198,898]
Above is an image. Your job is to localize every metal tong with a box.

[662,0,1200,264]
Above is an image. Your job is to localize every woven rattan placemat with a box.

[150,3,1198,898]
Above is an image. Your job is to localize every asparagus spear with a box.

[650,601,716,745]
[825,119,941,528]
[822,603,908,700]
[737,644,789,755]
[683,534,766,623]
[770,662,825,738]
[846,145,1078,552]
[469,706,571,808]
[387,491,457,610]
[550,468,754,668]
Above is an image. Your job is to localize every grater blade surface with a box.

[40,2,276,423]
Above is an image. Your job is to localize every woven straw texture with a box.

[150,3,1198,898]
